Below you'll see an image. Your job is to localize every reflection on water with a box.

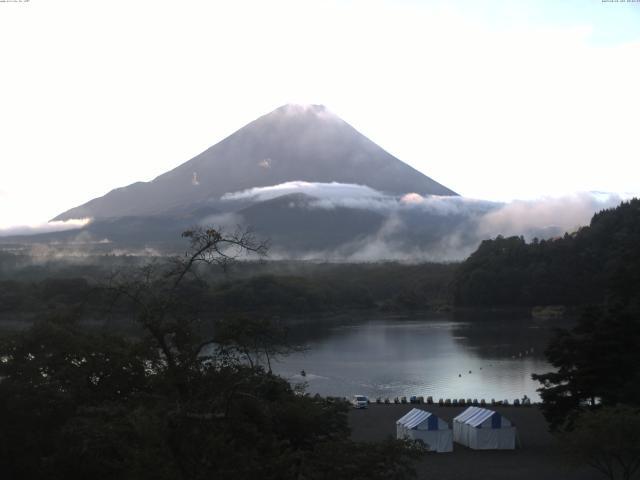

[273,312,562,402]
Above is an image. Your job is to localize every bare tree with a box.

[106,226,268,398]
[172,226,268,286]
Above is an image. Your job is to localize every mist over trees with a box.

[453,199,640,308]
[0,255,456,327]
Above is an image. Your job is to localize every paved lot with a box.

[349,404,600,480]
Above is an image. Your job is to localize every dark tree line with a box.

[0,227,422,480]
[453,199,640,308]
[0,260,456,325]
[533,303,640,429]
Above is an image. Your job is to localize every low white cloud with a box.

[222,181,498,214]
[199,212,245,229]
[335,193,627,262]
[21,243,160,261]
[3,182,630,263]
[223,181,634,262]
[309,192,500,219]
[476,192,627,240]
[221,181,384,203]
[0,218,91,237]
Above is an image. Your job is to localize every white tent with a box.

[453,406,516,450]
[396,408,453,453]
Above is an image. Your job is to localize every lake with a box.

[273,312,560,403]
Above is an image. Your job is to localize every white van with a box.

[352,395,369,409]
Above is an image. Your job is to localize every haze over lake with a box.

[274,313,555,402]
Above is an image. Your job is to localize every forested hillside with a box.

[453,198,640,307]
[0,258,455,325]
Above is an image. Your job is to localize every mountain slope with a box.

[237,193,386,252]
[53,104,456,221]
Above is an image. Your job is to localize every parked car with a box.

[352,395,369,409]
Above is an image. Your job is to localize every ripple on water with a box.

[273,316,554,401]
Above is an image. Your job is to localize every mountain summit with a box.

[54,104,456,221]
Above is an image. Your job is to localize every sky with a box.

[1,0,639,229]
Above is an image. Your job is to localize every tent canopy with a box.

[397,408,447,431]
[453,406,516,450]
[396,408,453,453]
[454,406,512,428]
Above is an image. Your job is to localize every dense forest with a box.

[0,227,424,479]
[0,257,455,326]
[453,198,640,308]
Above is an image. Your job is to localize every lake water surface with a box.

[273,313,559,403]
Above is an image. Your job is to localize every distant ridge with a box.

[53,104,456,221]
